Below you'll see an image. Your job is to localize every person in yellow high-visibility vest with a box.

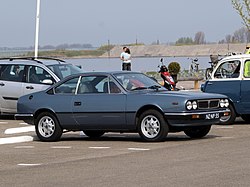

[245,44,250,54]
[244,61,250,77]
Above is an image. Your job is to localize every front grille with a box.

[198,99,219,109]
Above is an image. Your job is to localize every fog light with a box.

[192,114,200,119]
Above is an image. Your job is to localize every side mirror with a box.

[42,79,53,85]
[200,83,205,92]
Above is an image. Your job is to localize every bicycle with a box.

[205,54,232,80]
[188,57,199,75]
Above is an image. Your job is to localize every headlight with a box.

[219,99,229,108]
[186,100,198,110]
[225,99,229,107]
[186,101,192,110]
[192,101,198,110]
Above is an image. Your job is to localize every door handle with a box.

[74,102,81,106]
[0,82,5,86]
[26,86,34,89]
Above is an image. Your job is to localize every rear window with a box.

[48,64,83,79]
[0,64,25,82]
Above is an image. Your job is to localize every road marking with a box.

[128,148,150,151]
[18,163,42,166]
[4,126,35,134]
[51,146,72,149]
[0,121,8,124]
[15,146,34,149]
[79,131,85,136]
[19,122,29,125]
[0,136,34,145]
[89,146,110,149]
[215,126,233,129]
[215,136,234,139]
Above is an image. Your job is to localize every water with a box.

[68,56,211,72]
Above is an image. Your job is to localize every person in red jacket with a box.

[159,65,175,90]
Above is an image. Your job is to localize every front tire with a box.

[35,112,62,142]
[184,125,211,138]
[138,110,168,142]
[219,104,236,125]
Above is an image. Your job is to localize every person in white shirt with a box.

[120,47,131,71]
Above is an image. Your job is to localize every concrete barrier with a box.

[178,77,204,90]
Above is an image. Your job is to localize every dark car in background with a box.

[202,54,250,124]
[15,71,230,142]
[0,57,83,114]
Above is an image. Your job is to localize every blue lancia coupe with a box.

[15,71,230,142]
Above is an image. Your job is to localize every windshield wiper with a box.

[148,85,161,90]
[131,87,148,91]
[131,85,161,91]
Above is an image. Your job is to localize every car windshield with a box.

[113,72,165,91]
[48,64,83,79]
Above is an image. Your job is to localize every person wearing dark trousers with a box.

[120,47,131,71]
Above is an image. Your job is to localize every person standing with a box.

[245,44,250,54]
[120,47,131,71]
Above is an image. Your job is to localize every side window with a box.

[55,77,79,94]
[76,75,121,94]
[244,60,250,78]
[27,66,55,84]
[77,75,106,94]
[0,64,25,82]
[103,79,121,93]
[214,60,240,79]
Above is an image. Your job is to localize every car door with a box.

[22,65,56,95]
[72,75,126,130]
[205,60,241,104]
[52,77,80,127]
[239,60,250,114]
[0,64,25,113]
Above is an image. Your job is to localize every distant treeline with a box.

[0,43,94,51]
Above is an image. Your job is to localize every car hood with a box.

[138,90,228,99]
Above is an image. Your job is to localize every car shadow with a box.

[53,132,220,143]
[0,115,15,120]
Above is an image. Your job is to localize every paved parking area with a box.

[1,118,250,187]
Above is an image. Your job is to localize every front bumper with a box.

[165,109,230,127]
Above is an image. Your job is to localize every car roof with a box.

[222,54,250,61]
[59,71,142,80]
[0,56,67,66]
[68,71,142,76]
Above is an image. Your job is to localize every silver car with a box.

[0,57,83,114]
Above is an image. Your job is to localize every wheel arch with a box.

[228,99,239,116]
[34,108,58,120]
[135,105,166,127]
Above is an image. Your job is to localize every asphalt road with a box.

[1,118,250,187]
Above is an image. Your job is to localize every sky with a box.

[0,0,244,47]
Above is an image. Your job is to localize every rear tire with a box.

[184,125,211,138]
[138,109,168,142]
[35,112,62,142]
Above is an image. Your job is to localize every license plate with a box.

[205,113,220,120]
